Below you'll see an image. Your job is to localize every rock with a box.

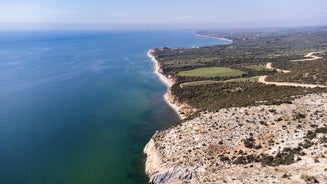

[144,93,327,183]
[148,167,196,184]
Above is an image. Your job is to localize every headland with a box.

[145,27,327,183]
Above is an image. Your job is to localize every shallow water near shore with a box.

[0,30,226,184]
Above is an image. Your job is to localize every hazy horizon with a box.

[1,0,327,30]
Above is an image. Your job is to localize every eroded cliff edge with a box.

[144,93,327,184]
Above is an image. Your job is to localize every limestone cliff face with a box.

[144,133,164,175]
[144,93,327,184]
[144,133,199,184]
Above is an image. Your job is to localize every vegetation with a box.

[152,26,327,111]
[231,125,327,167]
[267,58,327,85]
[261,146,301,166]
[154,26,327,83]
[177,67,245,78]
[223,76,259,83]
[171,82,326,111]
[180,77,259,88]
[244,64,270,71]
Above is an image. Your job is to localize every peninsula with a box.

[145,26,327,183]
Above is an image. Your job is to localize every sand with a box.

[147,49,182,118]
[196,33,233,44]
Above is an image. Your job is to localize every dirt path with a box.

[179,52,326,89]
[259,51,327,88]
[258,75,326,88]
[266,62,290,73]
[291,51,323,62]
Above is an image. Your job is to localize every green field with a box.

[177,67,245,78]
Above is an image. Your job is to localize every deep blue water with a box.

[0,30,227,184]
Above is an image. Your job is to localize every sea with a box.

[0,30,227,184]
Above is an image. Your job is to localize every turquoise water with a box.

[0,30,226,184]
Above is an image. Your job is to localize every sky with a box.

[0,0,327,30]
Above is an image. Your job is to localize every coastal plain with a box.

[145,26,327,183]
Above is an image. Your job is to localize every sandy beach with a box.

[146,35,233,119]
[147,49,183,119]
[196,33,233,44]
[147,50,174,87]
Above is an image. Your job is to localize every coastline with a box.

[196,33,234,44]
[147,49,174,88]
[146,34,233,120]
[144,30,327,184]
[147,49,184,119]
[145,36,234,182]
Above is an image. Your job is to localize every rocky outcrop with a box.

[147,167,196,184]
[144,133,199,184]
[144,93,327,183]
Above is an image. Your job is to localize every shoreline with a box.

[147,49,184,119]
[144,30,327,184]
[196,33,234,44]
[146,35,233,120]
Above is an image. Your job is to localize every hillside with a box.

[145,93,327,183]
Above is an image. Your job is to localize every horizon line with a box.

[0,22,327,31]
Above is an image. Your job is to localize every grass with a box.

[177,67,245,78]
